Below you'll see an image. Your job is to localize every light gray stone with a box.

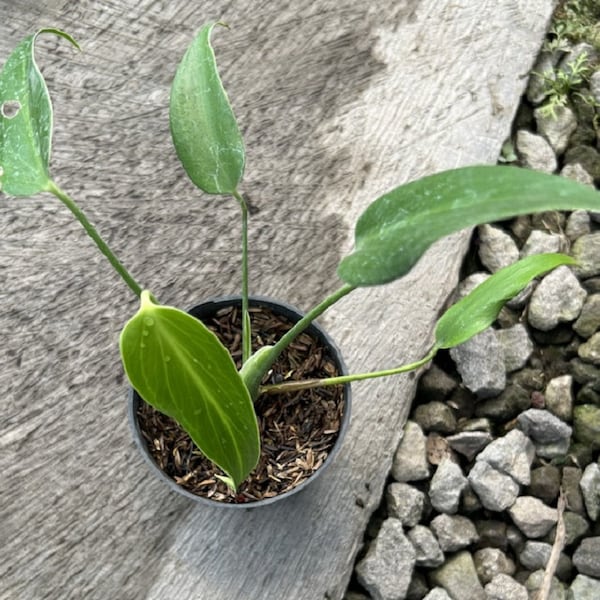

[508,496,558,538]
[573,537,600,577]
[569,574,600,600]
[413,401,457,434]
[573,233,600,279]
[591,70,600,103]
[476,429,534,485]
[429,551,485,600]
[528,266,587,331]
[560,162,595,186]
[446,431,492,461]
[456,272,489,298]
[521,229,565,257]
[517,408,573,458]
[386,483,425,527]
[355,519,416,600]
[429,458,468,514]
[527,51,557,104]
[562,511,590,546]
[534,104,578,155]
[423,588,452,600]
[478,224,519,272]
[430,514,479,553]
[525,570,566,600]
[515,129,557,173]
[473,547,515,584]
[468,460,520,512]
[566,210,592,241]
[519,541,571,580]
[407,525,445,568]
[578,332,600,365]
[391,420,430,482]
[574,295,600,338]
[545,375,574,421]
[450,329,506,399]
[580,462,600,521]
[496,324,533,373]
[484,573,528,600]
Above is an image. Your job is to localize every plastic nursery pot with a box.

[128,295,351,508]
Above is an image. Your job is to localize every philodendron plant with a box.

[1,25,600,492]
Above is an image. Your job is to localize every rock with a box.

[474,520,508,551]
[422,589,452,600]
[473,547,515,584]
[515,129,557,173]
[572,233,600,279]
[426,432,454,466]
[474,384,530,420]
[460,485,482,514]
[573,537,600,577]
[476,429,535,486]
[562,467,585,516]
[450,329,506,398]
[508,496,558,538]
[391,420,430,482]
[413,401,457,434]
[521,230,566,257]
[484,573,528,600]
[516,408,572,459]
[430,514,479,552]
[458,417,493,433]
[534,105,578,155]
[344,593,369,600]
[528,464,561,505]
[564,145,600,182]
[566,210,592,241]
[418,364,457,402]
[528,266,587,331]
[573,405,600,450]
[478,225,519,272]
[407,572,429,600]
[560,162,595,186]
[578,332,600,365]
[355,518,416,600]
[407,525,444,568]
[562,511,590,547]
[519,541,571,580]
[386,483,425,527]
[569,574,600,599]
[525,569,567,600]
[592,70,600,103]
[468,461,520,512]
[545,375,574,421]
[570,359,600,391]
[527,51,557,104]
[429,457,468,514]
[573,295,600,338]
[496,325,533,372]
[580,462,600,521]
[429,551,485,600]
[446,431,492,461]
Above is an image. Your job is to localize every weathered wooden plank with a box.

[0,0,555,598]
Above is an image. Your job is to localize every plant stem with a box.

[47,180,143,298]
[233,189,251,363]
[259,346,438,395]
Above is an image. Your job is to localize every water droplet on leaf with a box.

[1,100,21,119]
[143,317,154,326]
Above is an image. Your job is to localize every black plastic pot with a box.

[128,295,351,508]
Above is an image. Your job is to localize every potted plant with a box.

[1,25,599,506]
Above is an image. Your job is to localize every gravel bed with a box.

[345,20,600,600]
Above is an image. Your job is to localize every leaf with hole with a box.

[120,291,260,489]
[170,23,245,195]
[0,28,78,196]
[337,166,600,286]
[434,253,576,349]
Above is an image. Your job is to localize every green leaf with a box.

[434,253,576,349]
[338,166,600,286]
[120,291,260,489]
[0,28,79,196]
[169,23,245,195]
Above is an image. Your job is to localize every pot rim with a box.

[128,294,351,508]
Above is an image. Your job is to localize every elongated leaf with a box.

[120,291,260,489]
[434,253,576,349]
[170,23,244,195]
[338,166,600,286]
[0,28,78,196]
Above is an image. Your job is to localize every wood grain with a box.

[0,0,555,598]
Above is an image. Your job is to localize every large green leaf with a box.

[434,253,576,349]
[169,23,245,195]
[120,291,260,489]
[338,166,600,286]
[0,28,78,196]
